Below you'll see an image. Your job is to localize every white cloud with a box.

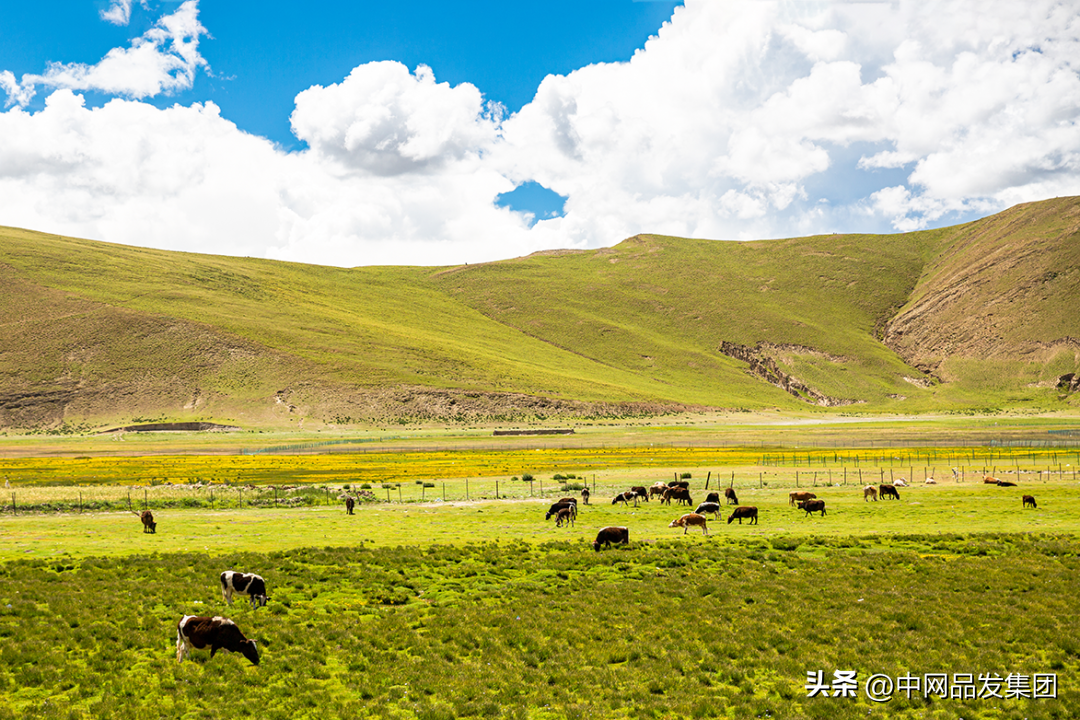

[100,0,147,26]
[1,0,1079,265]
[290,62,503,176]
[2,1,206,107]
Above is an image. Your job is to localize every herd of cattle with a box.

[552,475,1039,551]
[146,473,1037,666]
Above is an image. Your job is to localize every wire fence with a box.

[4,455,1077,516]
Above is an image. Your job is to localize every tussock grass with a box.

[0,536,1077,719]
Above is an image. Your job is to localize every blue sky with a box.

[0,1,682,147]
[0,1,1077,267]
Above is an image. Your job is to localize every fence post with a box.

[79,491,82,513]
[144,488,148,510]
[127,489,132,513]
[466,478,470,501]
[496,480,499,499]
[11,492,15,516]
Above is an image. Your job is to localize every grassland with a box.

[1,494,1078,719]
[3,428,1080,719]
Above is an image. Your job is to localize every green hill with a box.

[1,197,1078,430]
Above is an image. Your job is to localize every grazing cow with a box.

[694,501,722,519]
[220,571,269,609]
[798,499,826,517]
[344,496,355,515]
[996,480,1017,487]
[593,526,630,551]
[611,491,638,507]
[662,487,693,506]
[789,491,816,506]
[669,480,691,490]
[556,497,578,505]
[863,485,878,502]
[176,615,259,665]
[727,506,758,525]
[983,476,999,484]
[879,484,900,500]
[669,513,709,535]
[705,491,721,504]
[140,510,156,534]
[555,507,575,527]
[649,484,670,499]
[546,501,577,520]
[630,486,649,502]
[724,487,739,505]
[1023,495,1037,509]
[581,488,590,505]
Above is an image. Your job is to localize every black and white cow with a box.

[176,615,259,665]
[220,571,268,609]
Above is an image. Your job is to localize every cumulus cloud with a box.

[290,62,503,176]
[2,1,206,107]
[1,0,1079,266]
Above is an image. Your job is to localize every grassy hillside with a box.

[1,198,1078,430]
[884,197,1080,403]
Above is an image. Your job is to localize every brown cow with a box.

[344,496,355,515]
[669,513,708,535]
[724,487,739,505]
[581,488,590,505]
[649,484,670,499]
[983,476,999,484]
[879,484,900,500]
[705,491,721,504]
[798,499,826,517]
[669,480,690,490]
[863,485,878,501]
[546,501,577,519]
[176,615,259,665]
[630,486,649,502]
[662,487,692,506]
[789,491,816,506]
[1022,495,1037,509]
[593,526,630,551]
[727,506,758,525]
[555,507,575,527]
[140,510,156,534]
[996,480,1017,487]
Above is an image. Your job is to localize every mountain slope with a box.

[0,198,1077,430]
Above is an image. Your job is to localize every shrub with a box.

[522,473,535,483]
[680,472,692,479]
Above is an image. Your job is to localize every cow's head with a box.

[240,639,260,666]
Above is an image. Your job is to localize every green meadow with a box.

[2,468,1080,719]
